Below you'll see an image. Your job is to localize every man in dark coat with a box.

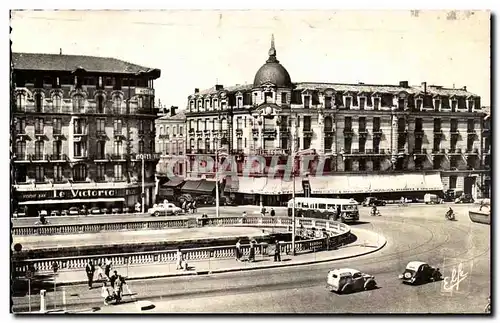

[274,240,281,262]
[270,208,276,217]
[85,260,95,289]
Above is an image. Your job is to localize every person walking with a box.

[249,240,256,262]
[104,258,112,279]
[235,239,242,262]
[192,200,197,213]
[85,260,95,289]
[95,262,106,281]
[176,248,184,270]
[270,208,276,217]
[109,270,119,289]
[274,240,281,262]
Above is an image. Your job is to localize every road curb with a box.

[51,231,387,287]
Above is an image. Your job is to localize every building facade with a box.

[182,37,488,206]
[11,52,161,216]
[155,107,187,201]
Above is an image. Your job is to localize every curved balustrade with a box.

[12,216,352,275]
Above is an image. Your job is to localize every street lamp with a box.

[290,111,297,256]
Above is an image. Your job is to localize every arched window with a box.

[189,139,195,150]
[35,93,43,112]
[138,140,144,154]
[16,93,26,111]
[73,164,87,182]
[166,127,170,135]
[73,95,84,113]
[159,126,164,135]
[96,95,104,113]
[53,94,62,112]
[205,138,211,151]
[221,118,228,130]
[113,95,122,114]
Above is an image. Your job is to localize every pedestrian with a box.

[85,259,95,289]
[95,262,106,281]
[242,211,247,217]
[270,208,276,217]
[193,200,197,213]
[182,201,187,213]
[109,270,119,289]
[101,282,111,306]
[135,202,141,213]
[274,240,281,262]
[176,248,183,270]
[249,240,256,262]
[104,257,112,278]
[235,239,242,262]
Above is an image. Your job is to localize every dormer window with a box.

[190,100,194,112]
[373,97,380,110]
[434,99,441,111]
[221,101,226,110]
[416,99,423,110]
[264,92,273,104]
[468,99,475,110]
[398,98,405,110]
[237,96,243,108]
[359,97,366,110]
[324,96,332,109]
[213,99,218,109]
[206,99,211,110]
[345,96,352,109]
[198,100,203,111]
[303,95,310,109]
[451,100,458,111]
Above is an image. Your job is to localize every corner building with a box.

[184,36,488,206]
[11,52,161,216]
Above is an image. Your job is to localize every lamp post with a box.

[215,137,220,218]
[291,111,297,256]
[141,155,145,213]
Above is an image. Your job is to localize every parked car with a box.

[326,268,377,294]
[398,261,442,285]
[90,207,101,215]
[13,208,26,218]
[50,210,61,217]
[68,207,79,215]
[455,194,474,204]
[148,203,182,216]
[61,209,69,216]
[100,208,109,214]
[122,207,130,214]
[362,197,386,207]
[111,208,121,214]
[424,193,443,204]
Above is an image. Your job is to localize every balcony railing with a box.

[50,154,68,161]
[34,129,45,136]
[96,131,106,137]
[74,129,87,136]
[13,153,28,161]
[73,153,89,159]
[159,134,169,140]
[32,154,45,161]
[413,148,427,155]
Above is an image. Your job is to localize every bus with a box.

[287,197,360,223]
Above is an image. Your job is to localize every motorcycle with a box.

[445,211,456,221]
[370,209,381,216]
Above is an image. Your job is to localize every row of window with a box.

[15,117,154,135]
[157,141,184,155]
[188,91,479,112]
[15,140,154,159]
[16,75,151,88]
[16,92,154,114]
[15,164,125,183]
[157,124,184,136]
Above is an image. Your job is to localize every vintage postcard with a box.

[9,9,491,314]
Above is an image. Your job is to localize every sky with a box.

[10,10,491,109]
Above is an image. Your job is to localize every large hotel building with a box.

[181,36,490,206]
[11,52,161,217]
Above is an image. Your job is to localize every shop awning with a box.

[181,180,203,194]
[224,176,239,193]
[162,177,185,188]
[236,177,267,194]
[19,197,125,205]
[281,178,304,194]
[197,180,217,194]
[423,173,444,191]
[347,176,371,193]
[260,178,282,195]
[310,173,444,194]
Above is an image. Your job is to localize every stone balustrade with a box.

[12,216,351,275]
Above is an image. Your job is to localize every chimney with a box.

[194,88,199,94]
[170,106,178,117]
[399,81,409,88]
[215,84,224,91]
[463,86,467,91]
[59,48,62,55]
[421,82,427,93]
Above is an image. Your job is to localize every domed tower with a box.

[253,34,292,88]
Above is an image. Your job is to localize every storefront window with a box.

[73,164,87,181]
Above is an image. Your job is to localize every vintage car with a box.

[326,268,377,294]
[398,261,442,285]
[50,210,61,217]
[424,193,443,204]
[362,197,386,207]
[89,207,101,215]
[148,203,183,216]
[68,207,80,215]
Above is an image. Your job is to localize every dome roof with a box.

[253,35,292,88]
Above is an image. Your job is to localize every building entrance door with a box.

[464,176,475,195]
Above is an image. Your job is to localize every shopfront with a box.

[13,186,149,217]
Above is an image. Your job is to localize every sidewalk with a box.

[31,228,386,286]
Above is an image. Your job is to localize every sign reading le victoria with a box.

[17,188,141,201]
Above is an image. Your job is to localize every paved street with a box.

[12,203,489,313]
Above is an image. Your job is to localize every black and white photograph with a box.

[8,8,492,314]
